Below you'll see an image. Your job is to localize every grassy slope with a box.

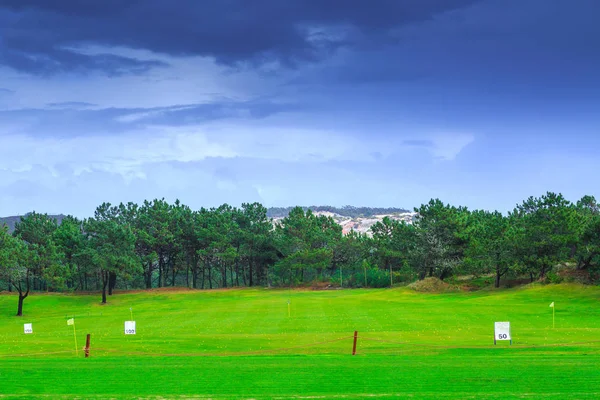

[0,284,599,399]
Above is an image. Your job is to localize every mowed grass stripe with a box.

[0,353,599,399]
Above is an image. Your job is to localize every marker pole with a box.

[73,320,78,357]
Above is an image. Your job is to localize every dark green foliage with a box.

[273,207,341,285]
[2,192,600,304]
[349,264,398,288]
[510,193,579,281]
[81,204,139,303]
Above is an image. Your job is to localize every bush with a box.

[546,271,564,284]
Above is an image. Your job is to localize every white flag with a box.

[549,302,554,308]
[67,318,74,325]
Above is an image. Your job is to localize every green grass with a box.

[1,284,600,399]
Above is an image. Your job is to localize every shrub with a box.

[546,271,564,284]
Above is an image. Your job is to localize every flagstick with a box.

[287,299,290,318]
[130,307,133,321]
[553,305,555,329]
[73,320,78,356]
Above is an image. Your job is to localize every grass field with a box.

[1,284,600,399]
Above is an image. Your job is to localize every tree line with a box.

[1,193,599,316]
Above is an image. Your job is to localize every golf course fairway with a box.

[1,284,599,399]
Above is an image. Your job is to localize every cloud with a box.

[0,53,272,110]
[0,126,399,216]
[429,134,474,160]
[402,139,435,148]
[46,101,97,109]
[0,115,460,180]
[0,0,480,74]
[0,98,304,139]
[0,43,166,76]
[0,130,237,181]
[0,87,14,94]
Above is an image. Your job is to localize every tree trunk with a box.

[495,268,501,288]
[208,262,213,289]
[15,273,30,316]
[583,253,596,270]
[241,262,247,286]
[266,265,271,288]
[201,264,206,289]
[158,257,163,288]
[108,271,117,295]
[16,293,27,316]
[439,268,451,281]
[186,264,189,288]
[101,271,108,304]
[145,262,153,289]
[248,259,254,287]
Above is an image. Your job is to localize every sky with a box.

[1,0,599,217]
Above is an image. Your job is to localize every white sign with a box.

[125,321,136,335]
[24,323,33,334]
[494,321,511,341]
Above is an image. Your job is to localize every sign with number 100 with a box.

[125,321,136,335]
[494,321,511,341]
[24,323,33,334]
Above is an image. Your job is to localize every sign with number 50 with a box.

[494,321,511,344]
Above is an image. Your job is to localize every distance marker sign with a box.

[494,321,511,344]
[24,323,33,334]
[124,321,136,335]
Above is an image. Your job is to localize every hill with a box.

[266,205,410,218]
[0,214,66,233]
[268,206,417,235]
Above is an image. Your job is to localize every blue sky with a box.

[1,0,599,217]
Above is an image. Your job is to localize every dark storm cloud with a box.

[0,43,166,76]
[0,99,302,136]
[0,0,479,74]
